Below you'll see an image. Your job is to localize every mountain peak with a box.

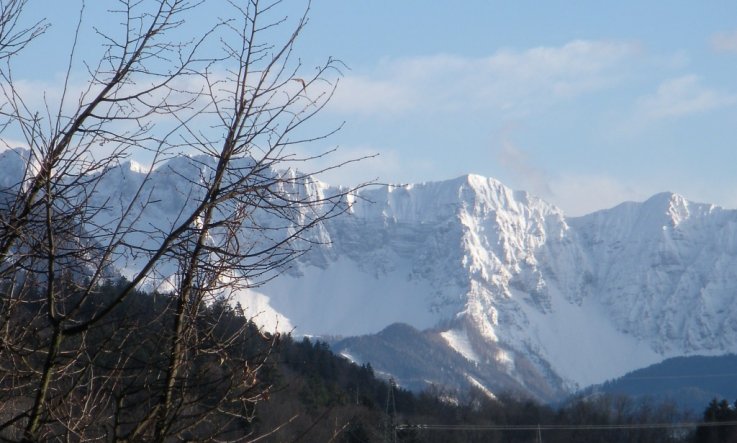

[464,172,501,186]
[0,148,30,190]
[643,192,691,227]
[644,191,686,206]
[126,159,147,174]
[8,150,737,401]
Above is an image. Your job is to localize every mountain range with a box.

[3,148,737,402]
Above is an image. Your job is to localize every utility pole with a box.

[383,378,397,443]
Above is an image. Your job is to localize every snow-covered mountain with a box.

[4,148,737,401]
[250,172,737,399]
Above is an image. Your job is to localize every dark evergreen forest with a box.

[3,278,735,442]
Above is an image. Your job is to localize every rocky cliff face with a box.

[5,148,737,400]
[255,173,737,398]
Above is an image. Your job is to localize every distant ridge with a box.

[5,150,737,401]
[584,354,737,412]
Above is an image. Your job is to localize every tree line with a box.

[3,276,737,442]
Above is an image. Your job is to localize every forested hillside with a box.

[587,355,737,413]
[5,278,735,442]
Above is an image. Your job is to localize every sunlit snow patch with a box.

[232,287,294,333]
[441,328,480,364]
[340,352,360,364]
[465,374,496,399]
[495,348,515,372]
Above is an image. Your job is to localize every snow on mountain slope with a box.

[0,149,28,190]
[249,256,444,336]
[81,155,337,287]
[251,173,737,394]
[569,193,737,354]
[6,150,737,399]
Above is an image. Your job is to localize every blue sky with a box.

[8,1,737,215]
[301,1,737,215]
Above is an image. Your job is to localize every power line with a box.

[396,420,737,432]
[619,372,737,380]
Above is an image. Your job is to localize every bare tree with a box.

[0,0,359,441]
[0,0,46,62]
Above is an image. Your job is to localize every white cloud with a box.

[496,138,553,199]
[547,174,650,216]
[547,174,737,217]
[711,30,737,53]
[328,76,416,115]
[490,134,648,216]
[491,137,647,216]
[635,75,737,120]
[330,40,640,117]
